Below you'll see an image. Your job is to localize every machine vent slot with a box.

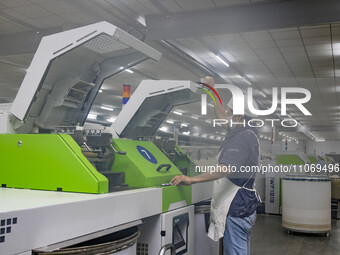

[76,30,98,43]
[149,90,165,95]
[53,43,73,55]
[137,243,149,255]
[167,85,185,91]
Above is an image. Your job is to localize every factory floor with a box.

[251,215,340,255]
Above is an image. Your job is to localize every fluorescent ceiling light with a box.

[101,106,113,111]
[315,138,325,142]
[259,91,266,98]
[166,120,174,124]
[120,66,134,73]
[136,15,146,26]
[191,115,198,120]
[241,76,251,86]
[205,120,212,123]
[181,123,188,127]
[88,114,97,119]
[173,111,182,115]
[107,118,116,122]
[160,126,168,132]
[215,55,230,67]
[99,89,103,93]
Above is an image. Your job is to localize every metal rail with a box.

[158,243,176,255]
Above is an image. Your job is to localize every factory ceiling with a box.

[0,0,339,141]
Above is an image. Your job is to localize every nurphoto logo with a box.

[199,83,312,128]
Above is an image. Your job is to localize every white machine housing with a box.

[0,21,161,134]
[137,206,194,255]
[111,80,199,138]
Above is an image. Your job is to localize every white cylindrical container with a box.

[282,175,331,233]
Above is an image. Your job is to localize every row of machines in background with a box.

[0,22,218,255]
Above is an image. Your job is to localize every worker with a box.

[171,76,260,255]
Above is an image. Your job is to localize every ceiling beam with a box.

[145,0,340,40]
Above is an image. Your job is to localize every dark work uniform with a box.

[218,126,260,255]
[218,126,260,218]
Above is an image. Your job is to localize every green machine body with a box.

[0,134,108,194]
[112,139,191,211]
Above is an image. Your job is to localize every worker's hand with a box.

[226,105,233,118]
[170,175,193,186]
[204,76,215,87]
